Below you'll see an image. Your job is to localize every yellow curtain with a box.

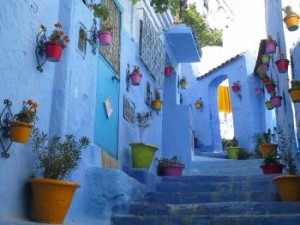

[218,86,232,113]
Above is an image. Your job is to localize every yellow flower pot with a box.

[288,88,300,103]
[152,100,163,111]
[284,13,299,31]
[259,143,277,158]
[195,101,202,109]
[28,178,80,224]
[10,121,33,143]
[226,147,239,159]
[130,142,158,169]
[273,175,300,201]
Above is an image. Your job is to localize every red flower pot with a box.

[270,95,282,107]
[162,164,185,176]
[98,30,113,46]
[45,41,65,62]
[261,75,271,84]
[165,66,173,76]
[275,59,289,73]
[231,85,240,92]
[265,83,276,93]
[265,40,277,54]
[260,163,284,174]
[130,72,142,86]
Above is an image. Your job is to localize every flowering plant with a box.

[14,99,38,124]
[47,22,70,45]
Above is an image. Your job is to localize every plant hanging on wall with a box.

[283,6,299,31]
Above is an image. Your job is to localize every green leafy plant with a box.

[135,112,152,142]
[255,128,277,145]
[291,79,300,89]
[222,137,238,148]
[14,99,38,124]
[101,19,113,31]
[31,128,90,180]
[91,4,109,20]
[283,6,296,16]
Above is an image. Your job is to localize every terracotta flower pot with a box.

[28,178,80,224]
[10,121,33,143]
[259,143,277,158]
[288,88,300,103]
[275,59,289,73]
[270,95,282,107]
[195,101,202,109]
[44,41,65,62]
[284,13,300,31]
[98,30,113,45]
[273,175,300,201]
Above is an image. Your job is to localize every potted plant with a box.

[265,35,277,54]
[260,151,284,174]
[130,112,158,169]
[275,52,289,73]
[10,99,38,143]
[283,6,299,31]
[157,156,185,176]
[265,79,276,93]
[28,128,90,223]
[129,66,143,86]
[255,87,263,94]
[179,76,188,89]
[261,75,271,84]
[261,54,271,65]
[270,94,282,107]
[44,22,70,62]
[194,98,203,110]
[152,89,163,112]
[165,65,174,76]
[98,19,113,46]
[222,137,240,159]
[265,100,274,110]
[231,81,240,92]
[273,125,300,201]
[288,79,300,102]
[257,64,269,77]
[256,128,278,158]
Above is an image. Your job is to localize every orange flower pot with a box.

[284,13,299,31]
[259,143,277,158]
[28,178,80,224]
[10,121,33,143]
[288,88,300,103]
[273,175,300,201]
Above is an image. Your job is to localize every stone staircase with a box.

[111,160,300,225]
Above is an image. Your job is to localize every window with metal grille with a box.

[139,10,165,88]
[100,0,121,74]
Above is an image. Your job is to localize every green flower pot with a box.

[130,142,158,169]
[226,147,240,159]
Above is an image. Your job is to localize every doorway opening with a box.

[218,79,234,141]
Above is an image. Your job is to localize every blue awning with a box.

[165,24,202,63]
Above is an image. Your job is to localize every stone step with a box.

[111,214,300,225]
[146,190,279,204]
[127,202,300,216]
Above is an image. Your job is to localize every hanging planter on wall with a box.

[179,76,188,89]
[255,87,263,94]
[164,65,174,76]
[257,64,269,77]
[283,6,299,31]
[261,75,271,85]
[129,66,142,86]
[194,98,203,110]
[288,79,300,103]
[231,81,240,92]
[151,89,163,112]
[98,20,113,45]
[261,54,271,65]
[44,41,65,62]
[270,95,282,107]
[265,101,274,110]
[275,53,289,73]
[265,80,276,93]
[265,36,277,54]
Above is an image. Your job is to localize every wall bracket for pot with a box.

[88,19,99,55]
[35,25,48,73]
[0,99,14,158]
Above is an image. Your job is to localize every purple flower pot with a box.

[265,40,277,54]
[270,96,282,107]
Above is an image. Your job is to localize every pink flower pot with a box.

[98,30,113,46]
[231,85,240,92]
[163,164,185,176]
[130,72,142,86]
[257,64,269,77]
[270,96,282,107]
[275,59,289,73]
[255,88,263,94]
[265,40,277,54]
[165,66,173,76]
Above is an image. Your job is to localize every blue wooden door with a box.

[94,57,119,158]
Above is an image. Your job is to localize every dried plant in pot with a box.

[28,128,90,224]
[130,112,158,169]
[273,125,300,201]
